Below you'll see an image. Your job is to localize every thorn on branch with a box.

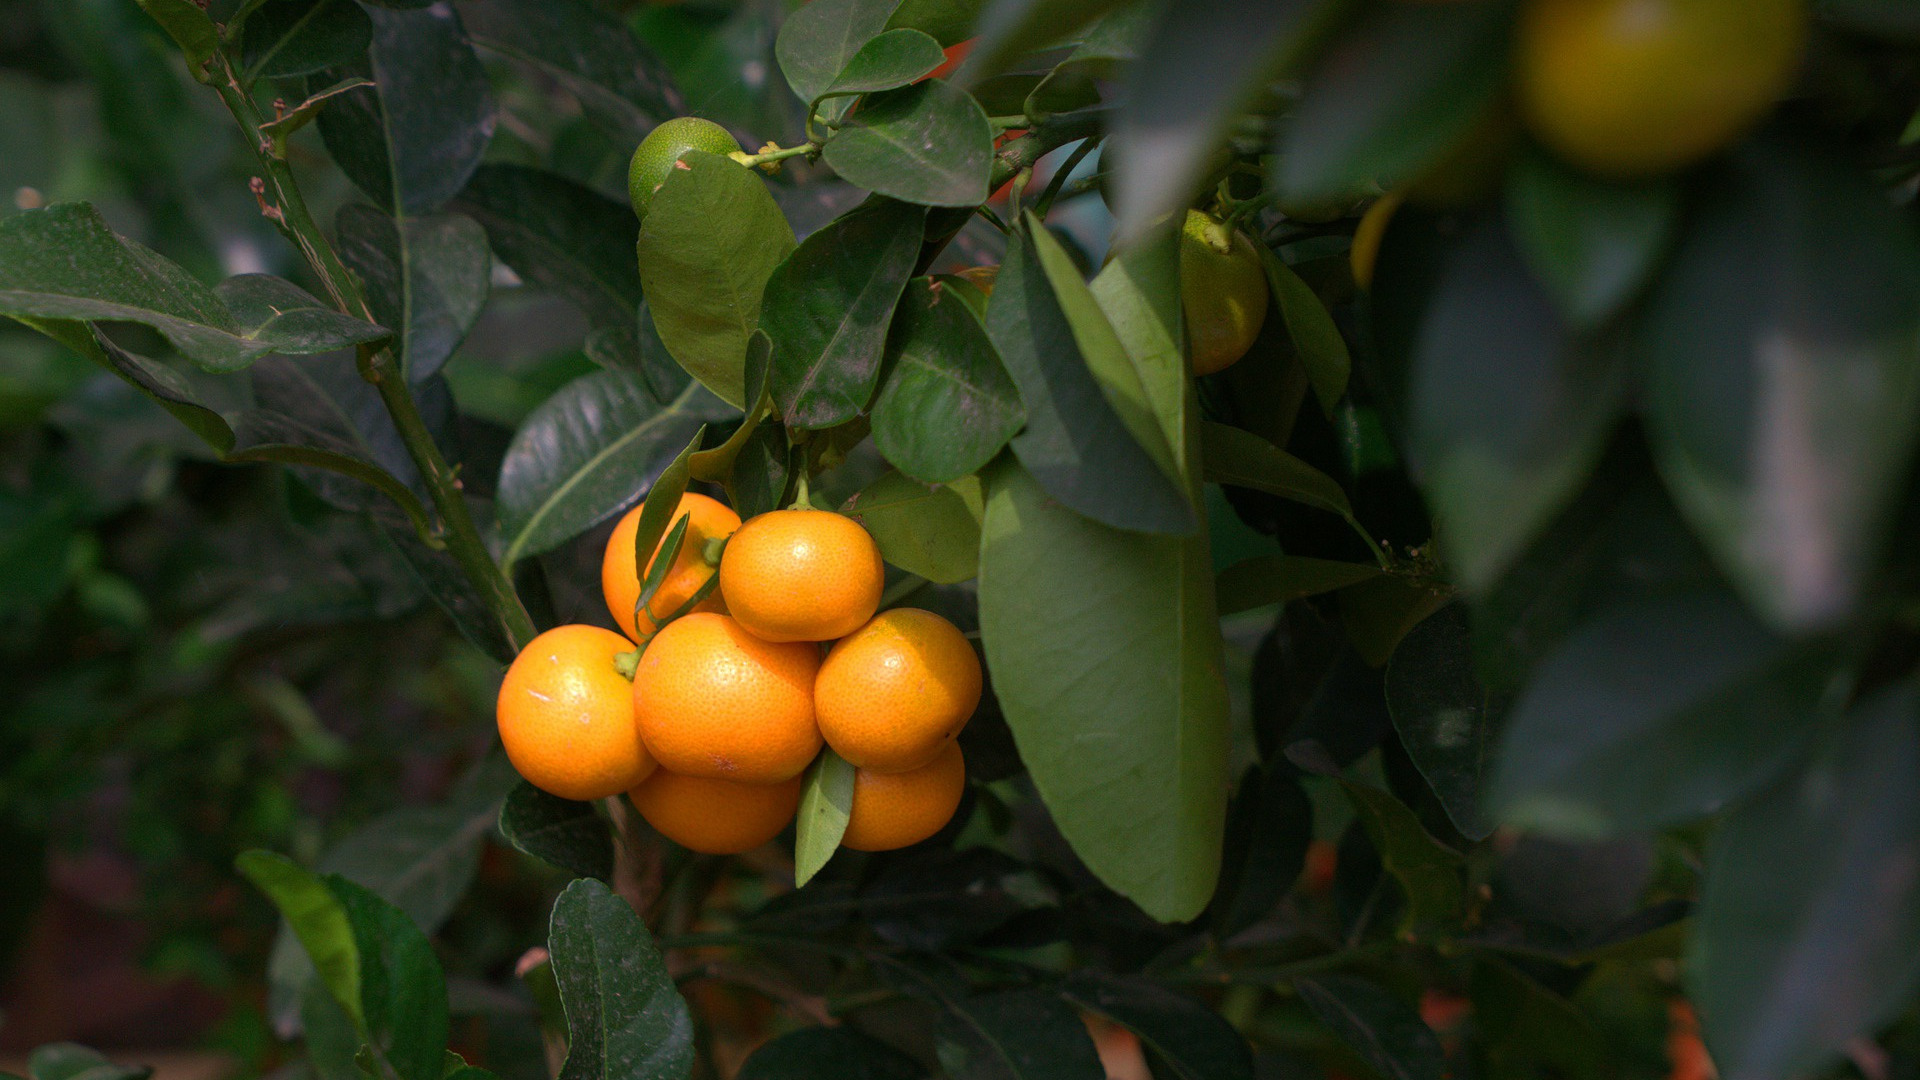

[249,176,286,224]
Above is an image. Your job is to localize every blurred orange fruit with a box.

[497,625,653,801]
[1181,209,1268,375]
[628,769,802,854]
[718,509,885,643]
[815,608,981,773]
[840,742,967,852]
[603,491,740,644]
[632,612,822,783]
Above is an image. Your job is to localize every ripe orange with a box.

[497,625,653,801]
[629,116,742,219]
[1516,0,1806,178]
[840,742,967,852]
[631,612,822,783]
[1180,209,1268,376]
[815,608,981,773]
[602,492,740,644]
[628,769,802,854]
[718,510,884,643]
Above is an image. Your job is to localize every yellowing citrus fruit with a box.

[602,492,740,644]
[1180,209,1269,376]
[815,608,981,774]
[840,742,967,852]
[1516,0,1806,178]
[497,625,653,801]
[628,769,802,854]
[628,116,742,220]
[631,612,821,784]
[1350,190,1405,292]
[718,510,885,643]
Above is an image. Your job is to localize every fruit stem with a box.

[700,535,727,567]
[613,648,643,681]
[729,141,819,172]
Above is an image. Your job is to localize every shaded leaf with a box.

[328,875,449,1080]
[775,0,899,103]
[335,205,489,382]
[1334,778,1465,937]
[215,274,392,357]
[26,1045,150,1080]
[1201,421,1353,519]
[955,0,1129,85]
[1295,975,1446,1080]
[242,0,371,80]
[1505,146,1679,329]
[738,1028,922,1080]
[462,0,681,141]
[499,782,613,883]
[451,165,636,348]
[935,989,1106,1080]
[549,878,695,1080]
[826,29,947,97]
[1262,249,1350,414]
[1210,765,1313,937]
[842,469,980,584]
[873,276,1024,484]
[1385,605,1503,841]
[237,851,363,1026]
[823,81,994,208]
[794,748,856,888]
[1061,973,1254,1080]
[1216,554,1382,617]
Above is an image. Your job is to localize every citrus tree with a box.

[4,0,1920,1077]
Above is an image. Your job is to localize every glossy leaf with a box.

[461,0,681,141]
[1295,975,1446,1080]
[549,878,695,1080]
[335,205,489,383]
[872,276,1024,484]
[825,29,947,97]
[794,748,856,888]
[1215,554,1382,617]
[242,0,372,80]
[763,197,926,429]
[978,460,1229,921]
[1385,605,1503,841]
[237,850,363,1026]
[1690,683,1920,1080]
[934,989,1107,1080]
[842,470,981,584]
[1488,592,1836,838]
[774,0,898,104]
[499,782,613,883]
[1641,137,1920,630]
[1061,973,1254,1080]
[1262,249,1350,413]
[1336,778,1465,937]
[636,151,795,409]
[1201,421,1353,519]
[214,274,392,357]
[822,81,994,208]
[1505,147,1679,329]
[329,875,449,1080]
[738,1028,922,1080]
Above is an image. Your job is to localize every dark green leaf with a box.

[550,878,696,1080]
[1469,957,1608,1079]
[1335,778,1465,937]
[499,782,614,882]
[1201,421,1353,519]
[842,469,980,584]
[461,0,681,141]
[236,851,364,1026]
[335,206,488,383]
[626,423,708,607]
[729,424,793,518]
[934,989,1107,1080]
[1295,975,1446,1080]
[826,29,948,97]
[1640,136,1920,630]
[954,0,1129,85]
[321,765,513,932]
[1261,249,1349,414]
[1088,226,1191,471]
[313,4,496,216]
[1505,146,1678,329]
[134,0,218,65]
[1210,766,1313,937]
[1215,554,1382,617]
[1385,605,1503,841]
[738,1028,923,1080]
[1489,592,1838,838]
[763,197,926,429]
[978,459,1229,921]
[1061,973,1254,1080]
[887,0,989,46]
[26,1046,149,1080]
[242,0,372,80]
[1690,683,1920,1080]
[1275,0,1512,205]
[636,151,796,408]
[215,274,393,357]
[823,81,994,208]
[1338,574,1453,669]
[774,0,899,104]
[328,875,449,1080]
[873,276,1024,484]
[794,748,856,888]
[28,321,234,452]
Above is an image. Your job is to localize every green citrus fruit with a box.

[628,117,743,220]
[1180,209,1269,376]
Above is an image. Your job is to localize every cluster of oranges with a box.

[495,492,982,857]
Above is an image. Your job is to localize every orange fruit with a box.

[815,608,981,773]
[631,612,822,783]
[602,492,740,644]
[497,625,653,801]
[840,742,967,852]
[1180,209,1269,376]
[718,509,885,643]
[1350,190,1405,291]
[628,770,801,854]
[1516,0,1806,178]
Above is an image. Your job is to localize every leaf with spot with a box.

[549,878,695,1080]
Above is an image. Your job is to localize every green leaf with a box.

[460,0,680,142]
[452,165,638,352]
[887,0,989,46]
[1690,683,1920,1080]
[873,276,1024,484]
[237,850,364,1027]
[1335,778,1465,937]
[28,321,234,452]
[241,0,372,80]
[1505,146,1679,329]
[1261,249,1350,414]
[825,29,947,97]
[215,274,393,357]
[1061,973,1254,1080]
[774,0,898,104]
[1274,0,1511,205]
[763,198,926,429]
[1294,975,1446,1080]
[794,748,856,888]
[1385,605,1503,842]
[1338,574,1453,669]
[1215,554,1382,617]
[954,0,1130,85]
[1211,766,1313,937]
[729,424,793,518]
[312,3,496,216]
[134,0,218,65]
[1469,958,1608,1079]
[257,78,374,146]
[738,1028,923,1080]
[498,782,614,882]
[978,459,1229,921]
[1640,137,1920,631]
[1488,592,1838,839]
[321,762,514,932]
[497,376,722,566]
[841,469,981,584]
[636,151,796,409]
[26,1046,150,1080]
[986,226,1195,536]
[334,206,489,383]
[625,423,708,599]
[1407,217,1626,594]
[328,875,449,1080]
[934,989,1107,1080]
[822,81,994,208]
[0,204,264,372]
[1200,421,1353,519]
[549,878,696,1080]
[1089,226,1190,471]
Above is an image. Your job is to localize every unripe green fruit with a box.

[628,117,743,220]
[1180,209,1268,376]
